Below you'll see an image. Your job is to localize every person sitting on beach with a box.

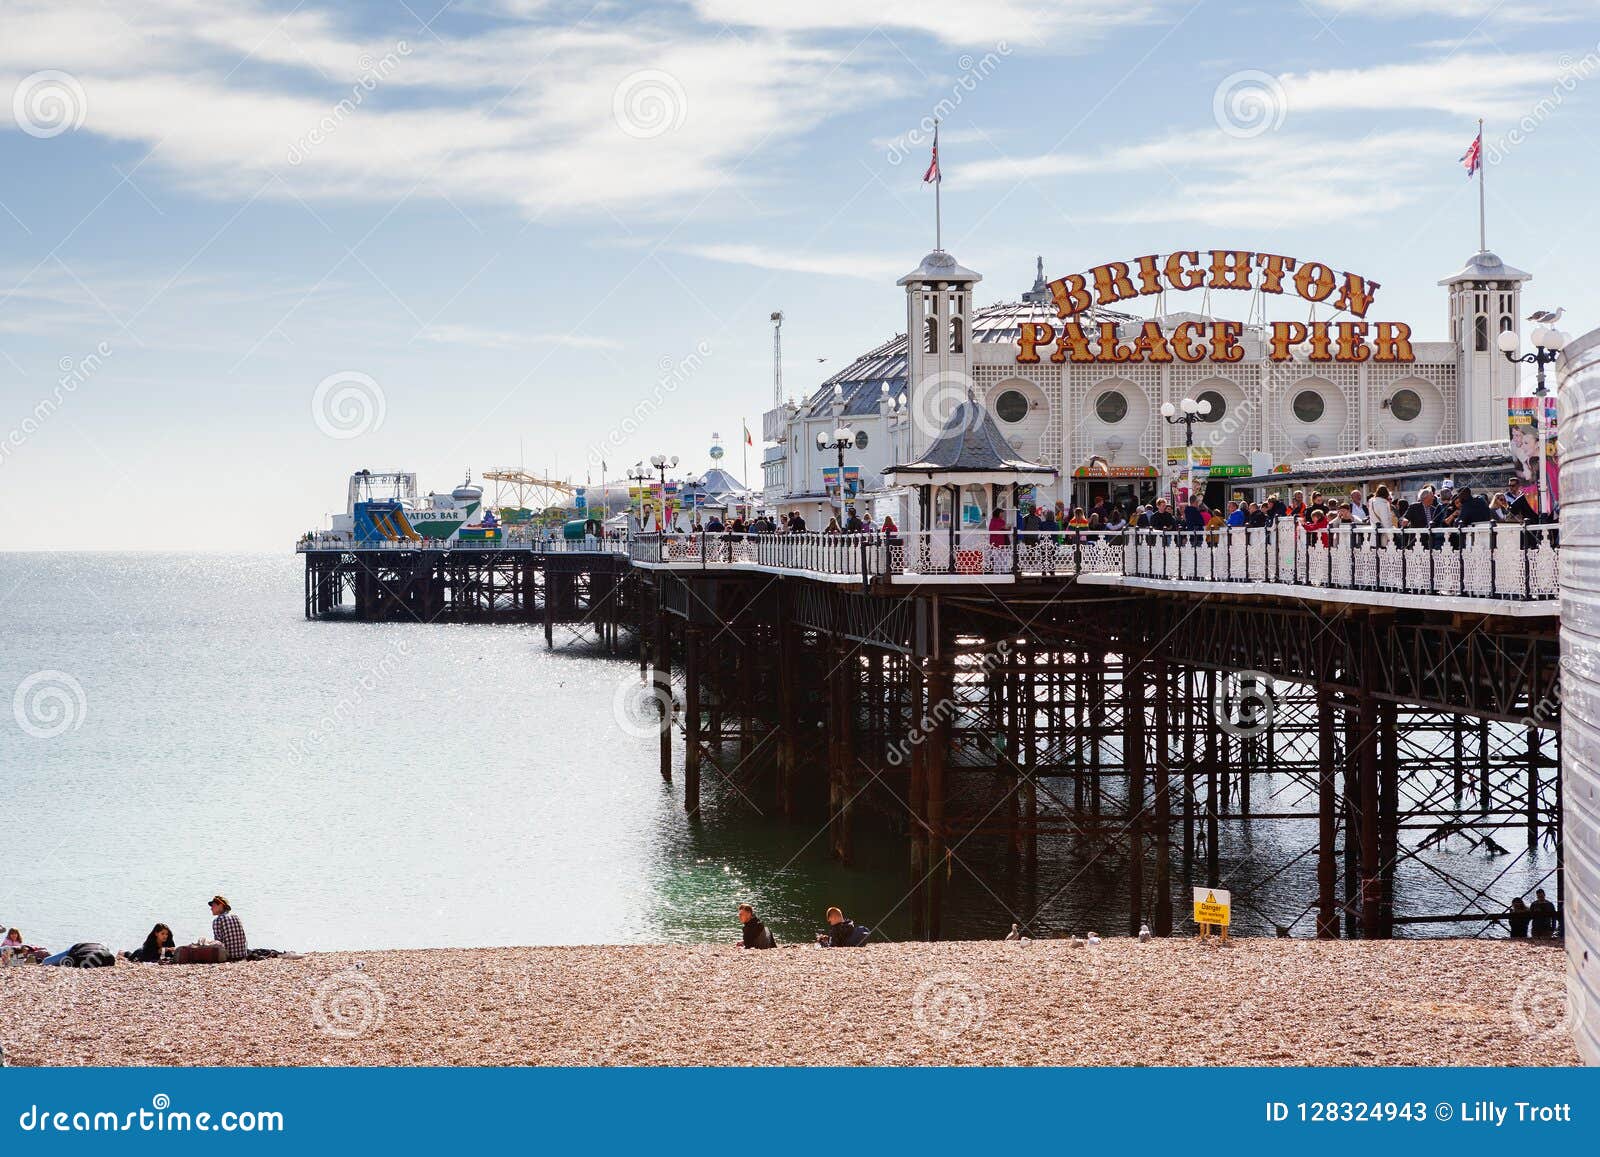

[1529,889,1558,938]
[125,923,175,963]
[815,907,870,947]
[1508,897,1531,939]
[209,895,249,961]
[738,904,776,949]
[2,927,21,951]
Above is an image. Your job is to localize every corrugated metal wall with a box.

[1559,325,1600,1065]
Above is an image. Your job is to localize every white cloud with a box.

[689,0,1160,50]
[675,243,905,280]
[417,324,619,350]
[0,0,903,220]
[1278,53,1572,119]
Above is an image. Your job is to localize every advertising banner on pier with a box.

[1508,396,1559,512]
[822,466,861,502]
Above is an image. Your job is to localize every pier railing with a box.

[629,521,1559,602]
[296,536,629,554]
[1122,520,1558,601]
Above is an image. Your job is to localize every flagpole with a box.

[742,420,748,494]
[934,119,942,251]
[1477,117,1486,252]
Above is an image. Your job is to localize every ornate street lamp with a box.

[817,424,855,522]
[1161,396,1213,507]
[1497,326,1567,517]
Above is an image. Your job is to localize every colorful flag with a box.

[923,129,940,184]
[743,421,753,447]
[1460,131,1482,176]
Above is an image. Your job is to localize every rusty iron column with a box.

[777,620,798,818]
[656,596,673,784]
[908,654,929,941]
[1356,663,1381,938]
[1316,685,1339,938]
[683,624,702,816]
[1125,651,1147,936]
[1379,700,1399,938]
[1153,657,1173,937]
[926,644,953,942]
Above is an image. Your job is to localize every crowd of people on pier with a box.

[0,894,282,969]
[643,475,1554,547]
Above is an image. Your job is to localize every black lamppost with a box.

[1497,325,1566,517]
[816,423,854,523]
[1160,395,1212,506]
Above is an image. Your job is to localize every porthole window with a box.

[854,430,869,450]
[1390,388,1422,422]
[1095,389,1128,424]
[1198,389,1226,422]
[995,389,1030,423]
[1292,390,1325,423]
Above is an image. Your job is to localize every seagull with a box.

[1527,307,1566,324]
[1068,935,1085,948]
[816,357,829,363]
[1005,923,1022,941]
[1138,923,1152,943]
[1086,931,1102,945]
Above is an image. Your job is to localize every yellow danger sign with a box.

[1193,887,1231,928]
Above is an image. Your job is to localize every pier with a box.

[297,539,634,651]
[302,522,1562,941]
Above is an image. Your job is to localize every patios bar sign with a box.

[1016,250,1415,365]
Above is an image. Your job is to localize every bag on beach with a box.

[177,940,225,965]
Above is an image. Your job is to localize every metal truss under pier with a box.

[639,570,1562,941]
[301,545,636,650]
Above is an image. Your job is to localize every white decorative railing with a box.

[627,522,1559,602]
[1121,520,1558,602]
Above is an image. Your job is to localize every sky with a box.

[1,0,1597,550]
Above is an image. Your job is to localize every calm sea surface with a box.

[0,554,1556,954]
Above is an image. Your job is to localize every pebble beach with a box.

[0,939,1579,1067]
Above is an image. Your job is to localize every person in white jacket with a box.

[1367,484,1395,537]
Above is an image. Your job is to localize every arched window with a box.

[925,315,938,354]
[1475,315,1488,352]
[1500,315,1513,334]
[950,315,964,353]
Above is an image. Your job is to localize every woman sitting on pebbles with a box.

[124,923,176,963]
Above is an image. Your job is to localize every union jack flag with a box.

[1460,131,1482,176]
[923,133,940,184]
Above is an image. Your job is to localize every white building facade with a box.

[763,247,1531,524]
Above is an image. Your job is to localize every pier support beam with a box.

[1153,658,1173,937]
[683,626,701,816]
[1317,686,1340,939]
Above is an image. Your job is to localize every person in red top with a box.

[1302,506,1330,547]
[988,509,1009,548]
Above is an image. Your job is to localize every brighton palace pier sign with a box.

[1015,250,1415,365]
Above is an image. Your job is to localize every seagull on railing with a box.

[1526,307,1565,324]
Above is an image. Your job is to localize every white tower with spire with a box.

[1439,250,1531,442]
[898,249,981,460]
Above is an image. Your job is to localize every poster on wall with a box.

[1508,396,1559,512]
[822,466,862,502]
[1165,446,1212,507]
